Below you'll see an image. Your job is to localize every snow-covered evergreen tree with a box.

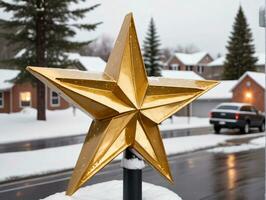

[223,6,257,80]
[0,0,101,120]
[143,18,162,76]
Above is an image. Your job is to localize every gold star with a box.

[27,13,218,196]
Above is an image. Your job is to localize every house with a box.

[0,69,69,113]
[0,54,107,113]
[191,80,237,117]
[163,52,213,79]
[204,56,225,80]
[231,71,265,112]
[206,53,265,79]
[191,71,265,117]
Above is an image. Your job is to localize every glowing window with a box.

[20,92,31,107]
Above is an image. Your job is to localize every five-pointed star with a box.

[27,13,218,196]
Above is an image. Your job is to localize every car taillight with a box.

[209,112,212,118]
[235,113,240,120]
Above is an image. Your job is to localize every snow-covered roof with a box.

[231,71,265,91]
[161,70,204,80]
[174,52,209,65]
[207,56,225,67]
[199,80,237,100]
[67,53,106,72]
[0,69,20,91]
[207,53,265,67]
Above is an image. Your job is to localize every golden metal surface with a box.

[27,13,219,196]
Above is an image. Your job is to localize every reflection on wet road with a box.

[0,148,264,200]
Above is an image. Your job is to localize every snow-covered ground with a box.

[0,108,91,144]
[41,180,182,200]
[208,136,265,154]
[1,133,264,182]
[0,108,209,144]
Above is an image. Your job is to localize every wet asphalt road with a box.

[0,147,264,200]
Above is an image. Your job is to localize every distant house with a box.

[164,52,213,79]
[231,71,265,112]
[0,69,69,113]
[206,53,265,80]
[0,53,107,113]
[192,80,237,117]
[192,71,265,117]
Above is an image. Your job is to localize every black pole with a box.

[123,149,142,200]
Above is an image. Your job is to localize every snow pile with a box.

[0,134,233,181]
[0,69,20,90]
[41,180,182,200]
[208,136,265,154]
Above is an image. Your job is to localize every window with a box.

[171,64,179,70]
[20,92,31,107]
[0,92,3,108]
[240,106,252,112]
[50,91,60,107]
[217,105,239,110]
[186,66,193,71]
[197,66,205,74]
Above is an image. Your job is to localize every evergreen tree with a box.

[223,6,257,80]
[0,0,101,120]
[143,18,162,76]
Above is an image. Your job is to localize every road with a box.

[0,146,264,200]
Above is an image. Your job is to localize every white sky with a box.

[0,0,265,57]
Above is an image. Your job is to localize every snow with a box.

[0,109,209,144]
[0,69,20,90]
[120,158,145,170]
[0,133,249,182]
[161,70,204,80]
[67,53,106,72]
[207,56,225,67]
[231,71,265,91]
[41,180,182,200]
[255,53,265,66]
[208,136,265,154]
[199,80,237,100]
[0,108,92,144]
[207,53,265,67]
[174,52,208,65]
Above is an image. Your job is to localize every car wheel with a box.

[214,125,221,134]
[240,122,250,134]
[259,122,265,132]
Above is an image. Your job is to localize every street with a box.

[0,139,264,200]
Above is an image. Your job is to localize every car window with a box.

[241,106,252,112]
[216,105,239,110]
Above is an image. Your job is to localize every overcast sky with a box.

[0,0,265,57]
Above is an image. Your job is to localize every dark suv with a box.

[209,103,265,134]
